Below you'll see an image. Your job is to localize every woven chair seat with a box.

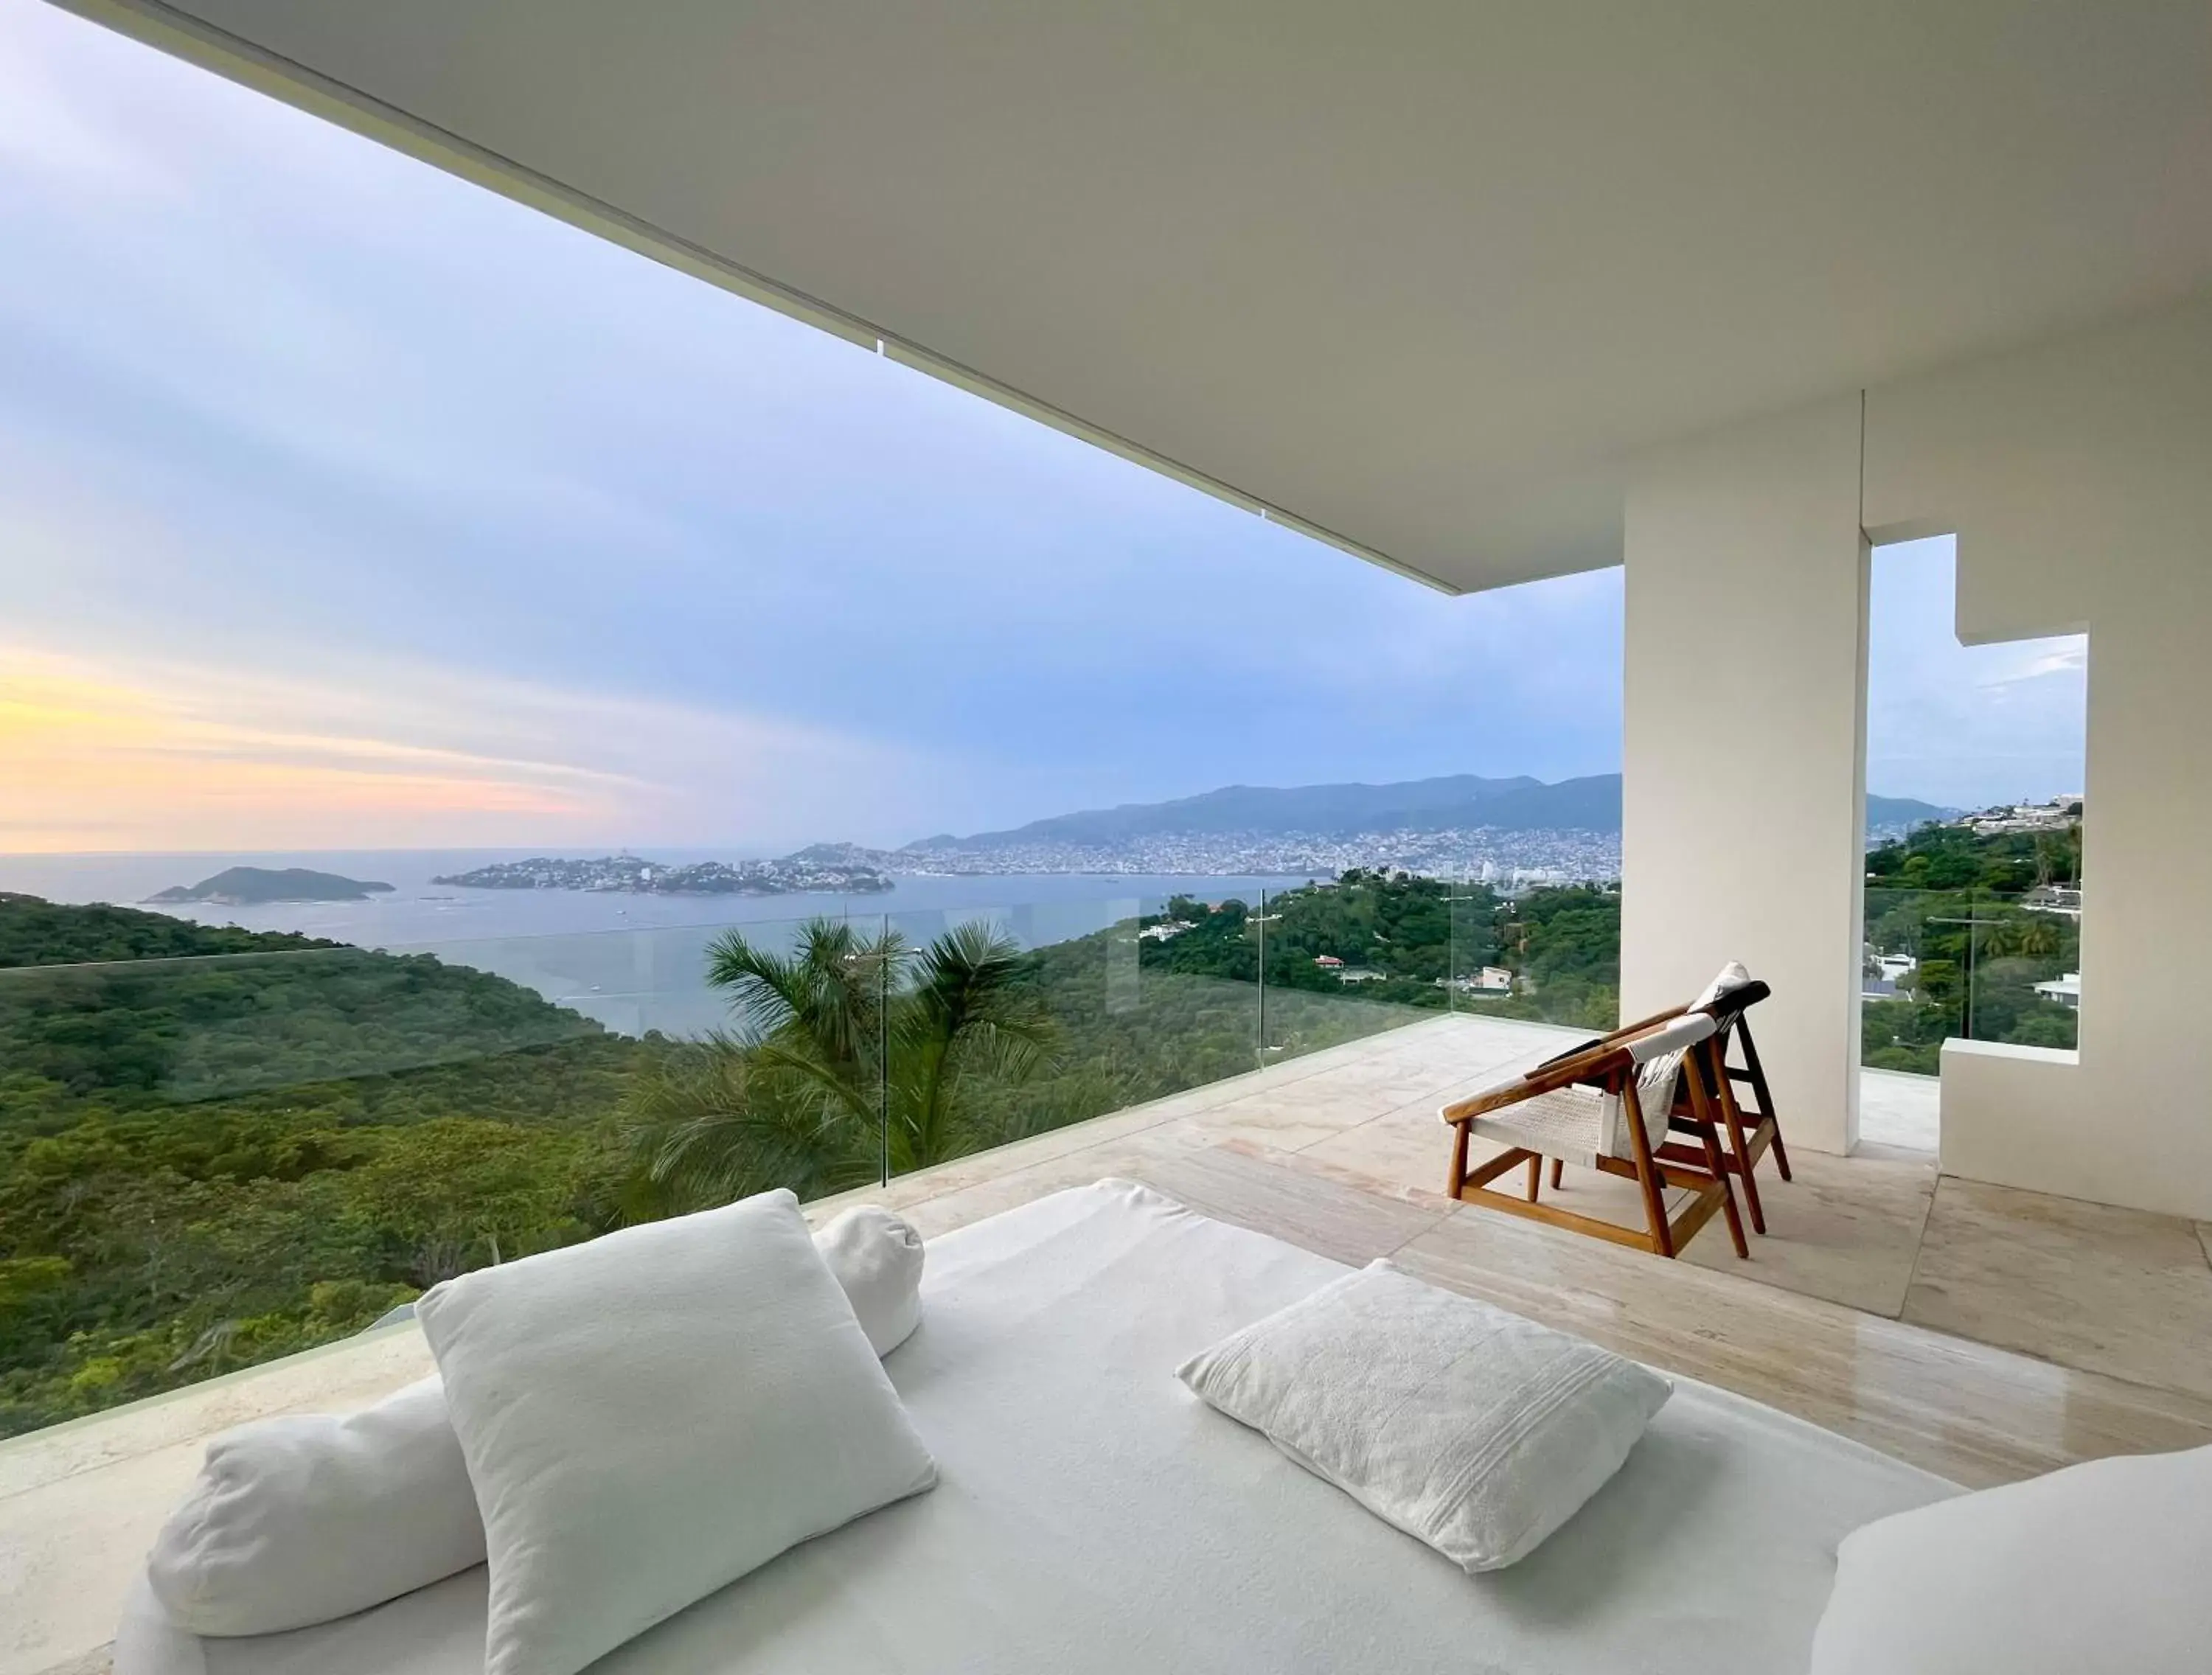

[1467,1086,1616,1169]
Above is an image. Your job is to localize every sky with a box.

[0,1,2083,855]
[1865,540,2085,811]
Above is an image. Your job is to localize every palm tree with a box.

[625,916,1052,1214]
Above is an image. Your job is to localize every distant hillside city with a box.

[419,773,1992,893]
[431,848,894,896]
[877,773,1951,882]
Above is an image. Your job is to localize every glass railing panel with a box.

[0,912,872,1438]
[1958,896,2080,1054]
[0,941,605,1104]
[1099,891,1265,1101]
[380,921,740,1041]
[1439,879,1624,1031]
[1446,875,1507,1013]
[873,891,1265,1183]
[3,871,1655,1437]
[1860,885,2081,1073]
[613,908,891,1208]
[1256,877,1448,1063]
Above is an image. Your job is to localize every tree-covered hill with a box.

[0,896,656,1436]
[0,892,330,967]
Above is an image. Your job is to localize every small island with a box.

[431,849,894,897]
[147,866,397,905]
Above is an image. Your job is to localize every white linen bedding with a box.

[118,1178,1958,1675]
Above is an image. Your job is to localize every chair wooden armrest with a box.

[1441,1042,1633,1121]
[1533,1003,1700,1070]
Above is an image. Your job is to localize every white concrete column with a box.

[1621,396,1868,1155]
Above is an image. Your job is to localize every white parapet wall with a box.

[1938,1039,2083,1195]
[1624,293,2212,1219]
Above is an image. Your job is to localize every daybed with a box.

[116,1180,1955,1675]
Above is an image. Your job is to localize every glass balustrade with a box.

[1860,884,2081,1074]
[874,891,1265,1184]
[1256,879,1453,1065]
[0,913,852,1437]
[1,867,1644,1435]
[1443,875,1621,1031]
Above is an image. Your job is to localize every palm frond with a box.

[619,1034,877,1215]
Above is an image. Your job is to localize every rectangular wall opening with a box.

[1860,535,2086,1151]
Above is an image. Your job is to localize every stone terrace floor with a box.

[11,1013,2212,1675]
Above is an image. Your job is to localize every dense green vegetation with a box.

[1129,871,1622,1031]
[1861,821,2082,1073]
[0,874,1618,1435]
[0,897,656,1435]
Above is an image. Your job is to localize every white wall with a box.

[1622,294,2212,1216]
[1621,397,1868,1155]
[1865,296,2212,1219]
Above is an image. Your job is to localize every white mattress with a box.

[117,1180,1957,1675]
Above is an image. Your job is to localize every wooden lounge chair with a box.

[1540,963,1794,1235]
[1440,1013,1748,1260]
[1621,964,1793,1234]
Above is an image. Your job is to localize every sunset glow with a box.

[0,650,619,852]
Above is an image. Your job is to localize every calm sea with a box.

[0,849,1314,1037]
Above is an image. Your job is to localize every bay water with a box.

[0,849,1315,1037]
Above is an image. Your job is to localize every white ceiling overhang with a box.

[49,1,2212,593]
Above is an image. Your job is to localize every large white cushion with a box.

[139,1208,931,1637]
[1177,1260,1670,1571]
[417,1188,937,1675]
[145,1377,482,1637]
[1809,1443,2212,1673]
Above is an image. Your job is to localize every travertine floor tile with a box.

[1132,1141,1453,1267]
[1303,1097,1924,1307]
[1394,1204,2212,1489]
[1296,1098,1463,1196]
[1858,1067,1941,1152]
[30,1649,110,1675]
[882,1125,1218,1241]
[1679,1142,1938,1315]
[1299,1100,1697,1231]
[1903,1177,2212,1400]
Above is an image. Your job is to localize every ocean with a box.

[0,849,1315,1037]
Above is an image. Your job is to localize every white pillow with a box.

[145,1376,482,1636]
[1809,1443,2212,1673]
[816,1204,925,1354]
[1178,1261,1669,1571]
[140,1209,930,1638]
[417,1188,936,1675]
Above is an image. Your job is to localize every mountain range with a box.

[904,773,1948,851]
